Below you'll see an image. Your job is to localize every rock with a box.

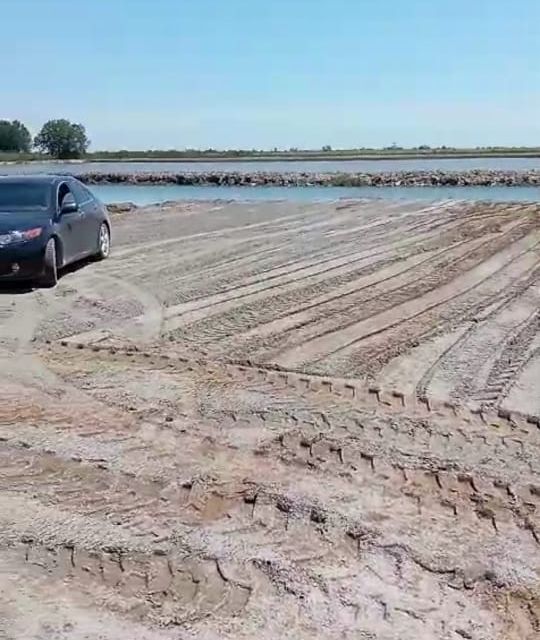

[106,202,137,213]
[74,169,540,189]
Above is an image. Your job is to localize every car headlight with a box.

[0,227,43,246]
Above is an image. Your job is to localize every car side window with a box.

[81,185,96,203]
[57,183,72,209]
[69,181,91,205]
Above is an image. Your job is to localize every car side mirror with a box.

[60,194,78,215]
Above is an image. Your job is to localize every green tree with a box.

[34,119,90,159]
[0,120,32,152]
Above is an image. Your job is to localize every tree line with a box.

[2,120,539,161]
[0,119,89,159]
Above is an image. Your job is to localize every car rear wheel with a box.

[38,238,58,288]
[95,223,111,260]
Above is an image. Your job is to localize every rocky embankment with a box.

[78,169,540,187]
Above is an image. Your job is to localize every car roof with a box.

[0,174,75,187]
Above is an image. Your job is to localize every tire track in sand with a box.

[274,231,540,370]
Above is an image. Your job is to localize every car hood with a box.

[0,210,52,233]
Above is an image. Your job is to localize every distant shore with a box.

[56,150,540,162]
[3,147,540,164]
[78,169,540,187]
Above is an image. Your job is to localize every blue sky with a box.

[2,0,539,149]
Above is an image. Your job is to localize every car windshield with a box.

[0,183,50,210]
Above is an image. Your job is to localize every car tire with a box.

[95,223,111,260]
[39,238,58,288]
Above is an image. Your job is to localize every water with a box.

[92,184,540,205]
[2,156,540,175]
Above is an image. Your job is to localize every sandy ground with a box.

[0,199,539,640]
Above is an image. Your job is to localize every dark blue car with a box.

[0,175,111,287]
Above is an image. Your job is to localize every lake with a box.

[91,184,540,205]
[2,156,540,175]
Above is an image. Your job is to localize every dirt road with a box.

[0,199,539,639]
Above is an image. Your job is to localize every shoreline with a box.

[105,197,540,213]
[79,169,540,187]
[49,151,540,162]
[3,151,540,165]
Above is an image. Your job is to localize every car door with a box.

[56,182,87,263]
[69,180,100,255]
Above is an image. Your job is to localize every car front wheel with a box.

[95,223,111,260]
[38,238,58,288]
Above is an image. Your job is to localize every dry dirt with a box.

[0,199,539,640]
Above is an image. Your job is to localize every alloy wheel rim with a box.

[100,226,110,256]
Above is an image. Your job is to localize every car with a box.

[0,175,111,287]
